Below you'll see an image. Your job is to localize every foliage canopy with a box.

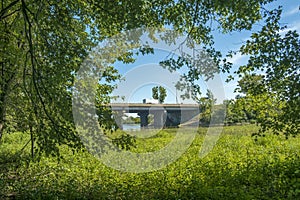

[1,0,299,157]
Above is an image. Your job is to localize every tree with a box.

[224,96,258,125]
[1,0,280,157]
[0,0,158,157]
[235,8,300,137]
[158,0,276,101]
[198,89,217,125]
[152,86,167,103]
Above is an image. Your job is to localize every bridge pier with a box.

[152,110,166,129]
[165,111,181,127]
[138,111,149,129]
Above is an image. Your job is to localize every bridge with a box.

[109,103,200,129]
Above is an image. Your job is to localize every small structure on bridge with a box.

[142,98,159,104]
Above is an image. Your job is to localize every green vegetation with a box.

[152,86,167,103]
[234,9,300,137]
[2,0,299,158]
[1,125,299,199]
[123,116,141,124]
[0,1,299,198]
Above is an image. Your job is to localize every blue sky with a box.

[111,0,299,105]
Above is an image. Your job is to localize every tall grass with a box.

[0,125,299,199]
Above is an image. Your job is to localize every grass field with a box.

[0,125,299,199]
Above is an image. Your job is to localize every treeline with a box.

[123,116,141,124]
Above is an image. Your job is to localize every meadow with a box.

[0,125,299,199]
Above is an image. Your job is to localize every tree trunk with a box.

[0,89,8,141]
[0,97,6,141]
[0,62,15,141]
[30,125,35,158]
[0,121,4,141]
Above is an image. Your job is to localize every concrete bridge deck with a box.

[108,103,200,129]
[109,103,200,112]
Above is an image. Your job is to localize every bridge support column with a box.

[165,112,180,127]
[153,110,166,129]
[138,111,149,129]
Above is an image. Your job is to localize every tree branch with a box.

[0,0,20,20]
[0,7,20,20]
[21,0,58,131]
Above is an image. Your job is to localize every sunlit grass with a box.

[0,125,299,199]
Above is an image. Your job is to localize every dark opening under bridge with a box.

[109,103,200,129]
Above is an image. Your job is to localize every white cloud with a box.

[227,52,248,65]
[283,7,299,17]
[279,21,300,35]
